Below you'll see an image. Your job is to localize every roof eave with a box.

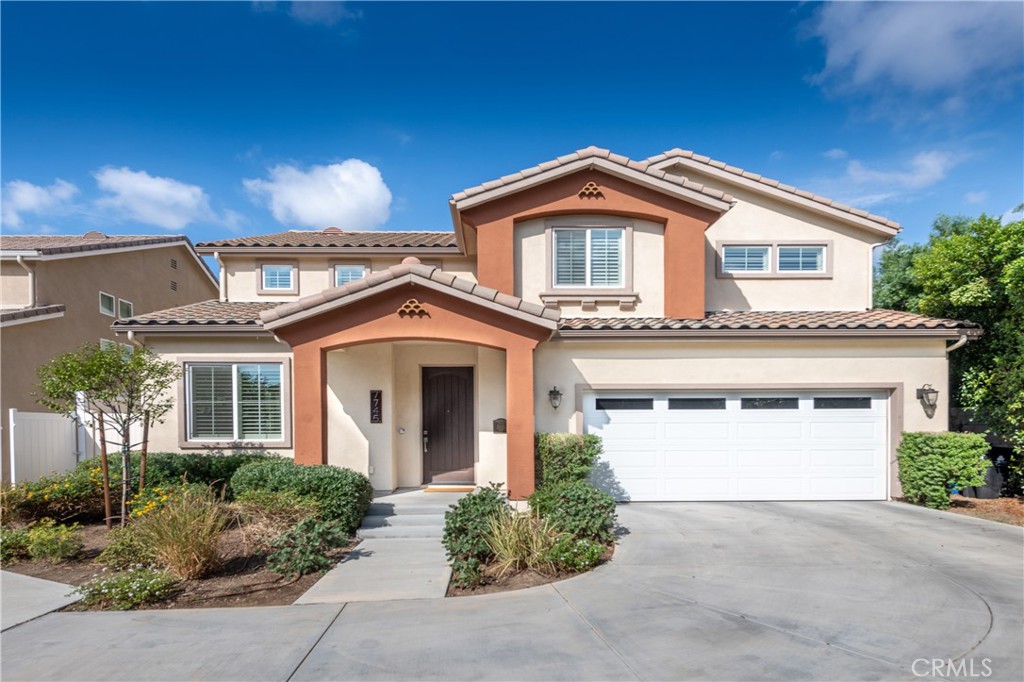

[195,245,462,256]
[555,328,979,340]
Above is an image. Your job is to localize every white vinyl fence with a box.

[7,408,83,483]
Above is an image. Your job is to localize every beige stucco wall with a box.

[660,165,886,312]
[513,215,666,317]
[223,255,477,302]
[1,246,218,482]
[0,262,32,309]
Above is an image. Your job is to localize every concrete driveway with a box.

[2,502,1021,681]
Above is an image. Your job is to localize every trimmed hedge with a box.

[230,458,373,533]
[535,433,602,489]
[442,483,509,587]
[897,431,990,509]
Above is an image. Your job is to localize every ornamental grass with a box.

[133,487,227,579]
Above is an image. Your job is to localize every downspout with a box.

[126,330,145,349]
[214,251,227,302]
[15,255,35,308]
[945,333,970,354]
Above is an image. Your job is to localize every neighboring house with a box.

[113,147,980,502]
[1,232,219,481]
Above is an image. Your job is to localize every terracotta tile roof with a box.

[196,229,458,249]
[559,310,979,333]
[113,300,282,327]
[260,261,560,327]
[0,233,190,255]
[648,148,901,231]
[451,146,736,205]
[0,304,66,324]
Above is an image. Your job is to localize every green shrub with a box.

[442,483,509,587]
[27,518,82,563]
[5,464,107,523]
[898,431,991,509]
[74,567,178,610]
[0,526,30,564]
[127,482,209,518]
[230,459,372,533]
[97,527,156,570]
[547,536,605,572]
[133,488,226,579]
[535,433,602,488]
[542,481,617,543]
[266,517,348,577]
[140,452,268,499]
[484,512,562,577]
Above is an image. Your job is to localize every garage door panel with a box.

[585,390,888,502]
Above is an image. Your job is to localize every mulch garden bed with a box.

[446,544,614,597]
[3,522,357,610]
[946,496,1024,526]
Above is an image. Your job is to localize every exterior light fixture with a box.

[916,384,939,408]
[548,386,563,409]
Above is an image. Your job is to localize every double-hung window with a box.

[553,228,624,288]
[722,245,770,273]
[334,264,366,286]
[187,363,283,441]
[261,264,295,292]
[777,245,825,273]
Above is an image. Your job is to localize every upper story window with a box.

[258,262,298,294]
[334,264,367,286]
[777,245,825,273]
[99,292,116,316]
[553,227,624,288]
[118,299,133,319]
[722,245,770,273]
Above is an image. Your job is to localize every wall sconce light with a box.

[916,384,939,408]
[548,386,563,409]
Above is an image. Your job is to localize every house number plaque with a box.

[370,390,382,424]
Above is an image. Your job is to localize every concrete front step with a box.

[367,502,452,516]
[360,514,445,529]
[358,525,444,539]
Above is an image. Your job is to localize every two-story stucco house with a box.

[0,232,219,481]
[113,147,980,502]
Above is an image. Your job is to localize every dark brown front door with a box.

[422,367,474,484]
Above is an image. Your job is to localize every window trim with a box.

[177,356,292,449]
[117,298,134,320]
[716,240,833,279]
[541,217,637,309]
[257,260,299,295]
[99,291,116,317]
[329,260,371,288]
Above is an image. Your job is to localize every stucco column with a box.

[505,343,536,500]
[476,217,515,295]
[663,216,706,319]
[291,342,327,465]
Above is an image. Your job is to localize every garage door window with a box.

[814,397,871,409]
[741,397,799,410]
[595,398,653,410]
[668,398,726,410]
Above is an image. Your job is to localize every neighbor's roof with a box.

[0,304,66,326]
[0,233,194,256]
[114,300,281,328]
[560,310,979,335]
[647,148,901,232]
[195,229,458,251]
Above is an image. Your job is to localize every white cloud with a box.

[964,191,989,205]
[2,179,79,228]
[769,150,785,161]
[1002,204,1024,224]
[823,148,848,160]
[808,3,1022,111]
[243,159,392,229]
[811,151,961,208]
[289,1,356,27]
[94,167,216,230]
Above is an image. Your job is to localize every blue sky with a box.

[2,1,1022,246]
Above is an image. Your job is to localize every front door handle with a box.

[423,430,429,453]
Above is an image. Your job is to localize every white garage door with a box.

[584,391,889,501]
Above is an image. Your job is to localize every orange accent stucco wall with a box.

[272,283,551,500]
[460,169,720,319]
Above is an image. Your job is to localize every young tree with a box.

[37,343,180,526]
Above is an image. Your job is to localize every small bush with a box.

[266,517,348,577]
[97,527,156,570]
[74,567,178,610]
[230,459,373,533]
[547,536,605,572]
[542,481,617,543]
[535,433,602,488]
[0,526,30,564]
[133,488,226,579]
[26,518,82,563]
[4,465,107,523]
[442,483,509,587]
[898,432,991,509]
[484,512,562,577]
[140,452,267,499]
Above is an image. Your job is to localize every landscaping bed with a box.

[947,496,1024,526]
[447,543,614,597]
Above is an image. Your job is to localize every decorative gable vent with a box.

[577,182,604,199]
[397,299,428,317]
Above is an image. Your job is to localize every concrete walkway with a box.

[3,502,1022,681]
[296,489,462,603]
[1,571,80,631]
